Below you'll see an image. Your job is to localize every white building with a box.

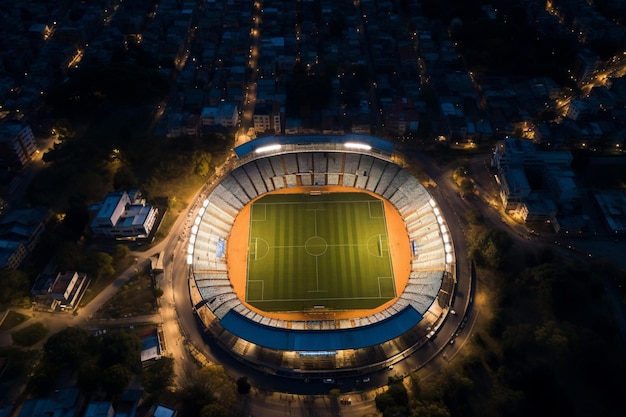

[492,137,578,222]
[0,122,37,169]
[200,101,239,128]
[90,190,158,239]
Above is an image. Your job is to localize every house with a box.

[0,122,37,171]
[89,190,158,239]
[18,388,81,417]
[492,137,579,225]
[0,206,50,268]
[146,404,177,417]
[252,102,282,134]
[84,402,114,417]
[114,390,142,417]
[31,271,89,311]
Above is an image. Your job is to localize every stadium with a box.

[187,134,456,378]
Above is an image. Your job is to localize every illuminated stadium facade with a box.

[187,135,456,377]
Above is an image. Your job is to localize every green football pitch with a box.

[246,192,396,312]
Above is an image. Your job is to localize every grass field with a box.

[246,192,395,312]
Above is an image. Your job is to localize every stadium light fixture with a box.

[195,215,201,226]
[446,253,453,264]
[189,234,196,244]
[187,243,194,254]
[344,142,371,150]
[191,225,198,235]
[203,199,210,207]
[187,254,193,265]
[428,198,436,207]
[198,206,206,216]
[255,144,282,153]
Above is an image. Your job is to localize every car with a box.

[323,378,335,384]
[362,377,371,383]
[387,365,394,371]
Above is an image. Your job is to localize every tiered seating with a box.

[243,163,268,195]
[199,285,234,301]
[213,296,240,318]
[269,155,285,175]
[327,152,343,173]
[313,152,327,172]
[232,168,259,200]
[365,158,386,192]
[284,174,298,187]
[342,173,356,187]
[283,153,298,174]
[273,176,286,189]
[208,202,236,226]
[209,193,240,218]
[327,173,340,185]
[381,169,411,199]
[400,291,436,312]
[213,183,245,210]
[300,172,313,186]
[343,153,360,174]
[255,158,276,191]
[297,153,313,173]
[375,163,400,195]
[221,175,252,205]
[313,173,326,186]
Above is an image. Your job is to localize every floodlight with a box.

[344,142,371,150]
[255,144,282,153]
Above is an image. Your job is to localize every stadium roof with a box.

[220,305,423,351]
[233,134,395,158]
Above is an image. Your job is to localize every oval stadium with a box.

[187,134,456,377]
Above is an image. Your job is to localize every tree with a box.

[43,326,92,368]
[77,360,101,395]
[459,178,474,196]
[193,151,212,177]
[410,401,452,417]
[0,269,30,304]
[113,244,130,262]
[141,357,174,397]
[102,364,133,397]
[11,323,48,347]
[200,403,232,417]
[89,251,115,279]
[99,329,142,370]
[375,377,409,417]
[236,376,251,394]
[113,165,138,190]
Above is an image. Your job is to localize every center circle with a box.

[304,236,328,256]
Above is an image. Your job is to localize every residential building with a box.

[0,206,50,268]
[84,402,114,417]
[90,190,158,239]
[18,388,81,417]
[31,271,89,311]
[200,101,239,128]
[492,137,578,224]
[252,102,282,134]
[0,122,37,171]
